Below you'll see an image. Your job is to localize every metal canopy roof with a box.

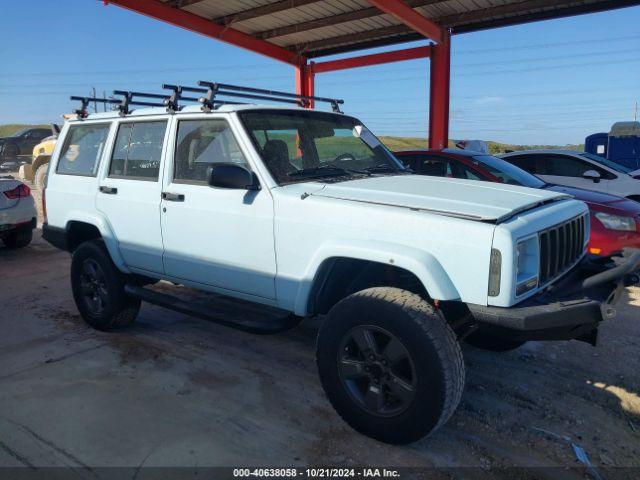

[161,0,640,58]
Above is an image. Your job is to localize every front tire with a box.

[316,287,465,444]
[34,163,48,190]
[71,239,140,330]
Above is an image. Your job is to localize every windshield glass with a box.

[470,155,546,188]
[239,109,404,184]
[580,152,633,174]
[11,129,29,137]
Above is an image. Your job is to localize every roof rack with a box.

[196,82,344,113]
[70,82,345,117]
[70,96,121,118]
[162,84,246,111]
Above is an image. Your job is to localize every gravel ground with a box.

[0,186,638,477]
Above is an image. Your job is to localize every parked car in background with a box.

[27,124,61,190]
[0,176,37,248]
[0,127,52,162]
[500,149,640,202]
[395,149,640,257]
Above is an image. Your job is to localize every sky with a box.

[1,0,639,145]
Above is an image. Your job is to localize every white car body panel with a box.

[45,107,591,313]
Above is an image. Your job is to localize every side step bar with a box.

[124,284,301,335]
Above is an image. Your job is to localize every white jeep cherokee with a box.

[42,84,640,444]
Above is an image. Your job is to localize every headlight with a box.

[594,212,636,232]
[516,236,539,296]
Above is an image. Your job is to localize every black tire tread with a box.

[362,287,465,431]
[71,239,140,330]
[317,287,465,443]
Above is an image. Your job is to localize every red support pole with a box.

[429,31,450,150]
[295,62,315,108]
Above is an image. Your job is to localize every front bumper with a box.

[467,249,640,345]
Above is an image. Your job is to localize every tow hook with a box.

[602,306,616,320]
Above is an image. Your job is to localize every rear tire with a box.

[71,239,140,330]
[34,163,48,190]
[465,331,526,352]
[3,228,33,249]
[316,287,465,444]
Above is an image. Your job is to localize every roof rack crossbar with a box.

[162,84,245,111]
[197,81,344,113]
[70,96,121,118]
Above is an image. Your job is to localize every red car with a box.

[395,149,640,257]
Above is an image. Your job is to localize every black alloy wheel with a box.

[337,325,416,417]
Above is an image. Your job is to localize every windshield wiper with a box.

[364,164,403,173]
[288,166,369,178]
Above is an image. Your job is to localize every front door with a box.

[96,119,168,274]
[160,117,276,300]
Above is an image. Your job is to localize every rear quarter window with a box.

[56,124,111,176]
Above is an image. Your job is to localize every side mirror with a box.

[582,169,601,182]
[207,163,260,190]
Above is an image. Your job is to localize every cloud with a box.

[474,96,504,105]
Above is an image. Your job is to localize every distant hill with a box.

[0,123,583,154]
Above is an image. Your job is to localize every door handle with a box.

[162,192,185,202]
[99,186,118,194]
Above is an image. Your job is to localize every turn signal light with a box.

[589,248,602,255]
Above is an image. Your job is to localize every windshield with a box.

[11,129,29,137]
[580,152,633,174]
[239,109,405,184]
[470,155,546,188]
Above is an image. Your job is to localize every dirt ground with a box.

[0,188,639,477]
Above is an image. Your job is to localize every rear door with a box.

[96,118,168,274]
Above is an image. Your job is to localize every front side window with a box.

[56,124,110,176]
[109,121,166,180]
[544,155,596,177]
[580,152,629,174]
[174,119,248,184]
[239,109,404,184]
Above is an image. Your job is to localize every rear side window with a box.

[56,124,110,176]
[109,121,167,181]
[173,119,248,184]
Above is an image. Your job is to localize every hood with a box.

[313,175,571,223]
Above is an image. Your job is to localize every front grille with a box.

[538,214,587,284]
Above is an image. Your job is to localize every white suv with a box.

[42,84,640,444]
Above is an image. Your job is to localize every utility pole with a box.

[92,86,98,113]
[103,91,107,112]
[634,100,638,122]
